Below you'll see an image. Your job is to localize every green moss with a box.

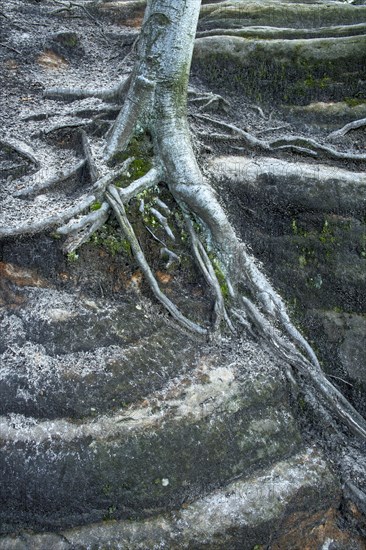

[64,35,78,48]
[303,75,331,89]
[208,253,230,301]
[344,97,366,107]
[102,483,112,496]
[142,213,158,227]
[319,219,336,245]
[298,396,307,411]
[291,219,308,237]
[298,255,307,269]
[90,201,102,211]
[111,133,153,185]
[89,221,132,257]
[50,231,61,240]
[103,505,117,521]
[291,218,338,269]
[195,35,366,107]
[67,251,79,262]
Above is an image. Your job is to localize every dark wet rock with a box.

[0,448,344,549]
[194,1,366,105]
[0,289,203,419]
[212,156,366,417]
[0,0,365,546]
[0,350,301,532]
[303,310,366,417]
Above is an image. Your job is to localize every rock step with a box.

[211,156,366,216]
[0,286,205,419]
[211,156,366,313]
[193,34,366,105]
[0,353,301,533]
[0,448,341,550]
[194,1,366,105]
[199,1,366,31]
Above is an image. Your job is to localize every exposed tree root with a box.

[105,75,155,162]
[239,295,366,440]
[81,130,99,182]
[22,106,121,123]
[14,160,86,198]
[50,0,111,43]
[117,166,160,202]
[106,185,208,335]
[44,76,131,103]
[149,207,175,240]
[160,246,179,268]
[328,117,366,139]
[195,114,366,161]
[58,201,110,252]
[0,138,40,172]
[182,207,234,332]
[188,89,230,113]
[44,121,92,135]
[0,195,96,238]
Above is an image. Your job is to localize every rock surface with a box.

[194,0,366,105]
[0,449,345,550]
[0,0,365,547]
[211,154,366,419]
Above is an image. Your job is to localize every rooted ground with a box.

[1,0,366,548]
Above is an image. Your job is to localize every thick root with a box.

[0,195,96,238]
[118,166,161,202]
[91,158,134,196]
[44,76,130,104]
[105,75,155,162]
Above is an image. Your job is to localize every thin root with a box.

[106,184,207,335]
[150,207,175,241]
[81,130,99,182]
[160,247,180,268]
[240,295,366,440]
[183,209,234,332]
[196,114,366,161]
[15,160,86,198]
[58,201,110,252]
[328,117,366,139]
